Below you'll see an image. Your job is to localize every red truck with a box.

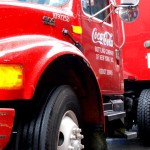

[0,0,139,149]
[123,0,150,145]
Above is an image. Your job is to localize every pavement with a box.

[107,138,150,150]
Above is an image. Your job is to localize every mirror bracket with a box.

[88,0,139,23]
[88,3,112,20]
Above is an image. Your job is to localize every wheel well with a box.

[34,54,104,125]
[3,54,104,149]
[124,79,150,98]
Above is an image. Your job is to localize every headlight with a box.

[0,64,23,89]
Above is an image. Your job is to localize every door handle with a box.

[144,40,150,48]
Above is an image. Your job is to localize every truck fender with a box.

[0,35,104,125]
[0,35,99,95]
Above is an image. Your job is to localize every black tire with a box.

[137,89,150,145]
[15,85,84,150]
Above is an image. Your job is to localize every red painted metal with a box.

[0,0,132,148]
[0,35,88,100]
[0,0,124,101]
[123,0,150,80]
[0,109,15,150]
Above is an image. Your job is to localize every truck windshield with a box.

[18,0,69,6]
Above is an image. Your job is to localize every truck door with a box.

[81,0,123,94]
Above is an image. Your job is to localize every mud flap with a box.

[84,124,107,150]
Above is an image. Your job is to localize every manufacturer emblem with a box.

[43,16,55,26]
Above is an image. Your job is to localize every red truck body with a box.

[0,1,124,100]
[0,0,139,149]
[123,0,150,80]
[123,0,150,145]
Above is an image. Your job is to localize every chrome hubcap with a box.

[57,111,84,150]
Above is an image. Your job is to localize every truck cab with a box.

[0,0,139,149]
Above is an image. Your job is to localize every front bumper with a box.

[0,108,15,150]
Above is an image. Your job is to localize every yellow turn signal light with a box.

[72,26,82,34]
[0,64,23,89]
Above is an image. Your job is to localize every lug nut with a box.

[73,128,82,134]
[70,135,76,140]
[68,146,75,150]
[80,144,84,149]
[77,133,84,139]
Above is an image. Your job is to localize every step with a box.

[104,102,112,111]
[114,129,137,139]
[104,111,126,121]
[124,131,137,139]
[103,99,124,112]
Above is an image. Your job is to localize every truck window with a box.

[82,0,110,23]
[18,0,69,6]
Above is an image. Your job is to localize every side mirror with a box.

[121,0,139,5]
[117,5,139,22]
[115,0,139,22]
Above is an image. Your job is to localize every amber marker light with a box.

[0,64,23,89]
[72,26,82,34]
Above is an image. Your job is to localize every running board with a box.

[104,111,126,121]
[124,131,137,139]
[114,129,137,139]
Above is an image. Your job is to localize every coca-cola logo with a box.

[92,28,113,47]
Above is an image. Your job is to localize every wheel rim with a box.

[57,110,84,150]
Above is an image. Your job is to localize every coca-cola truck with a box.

[0,0,139,149]
[123,0,150,145]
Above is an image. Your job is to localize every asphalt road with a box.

[107,138,150,150]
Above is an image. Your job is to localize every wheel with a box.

[15,85,84,150]
[137,89,150,145]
